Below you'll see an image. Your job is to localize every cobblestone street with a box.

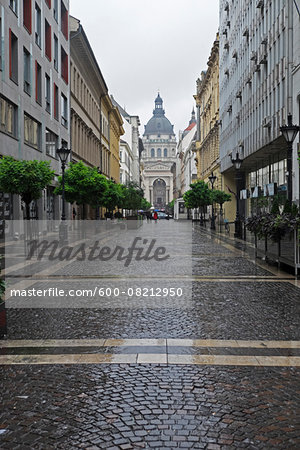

[0,221,300,449]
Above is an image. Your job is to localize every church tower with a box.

[141,94,177,208]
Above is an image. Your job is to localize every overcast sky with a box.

[70,0,219,137]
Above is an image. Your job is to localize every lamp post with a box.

[56,141,71,244]
[280,114,300,203]
[231,152,243,239]
[208,171,217,230]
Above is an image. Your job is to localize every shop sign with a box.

[263,183,277,197]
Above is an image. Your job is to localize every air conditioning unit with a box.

[258,45,267,64]
[232,49,238,59]
[256,0,263,8]
[261,35,268,45]
[262,117,271,128]
[250,51,257,61]
[243,27,249,37]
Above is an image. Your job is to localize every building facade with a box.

[292,2,300,198]
[176,110,197,196]
[70,18,123,217]
[109,102,124,183]
[141,94,177,208]
[70,16,107,170]
[111,96,141,185]
[0,0,70,223]
[119,139,133,185]
[219,0,300,218]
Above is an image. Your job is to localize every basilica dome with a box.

[144,94,175,136]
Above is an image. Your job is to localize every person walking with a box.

[153,211,158,223]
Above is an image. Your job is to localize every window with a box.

[45,0,51,8]
[24,113,40,149]
[61,1,68,40]
[35,3,41,47]
[45,20,51,60]
[164,148,168,157]
[53,34,58,70]
[157,148,161,158]
[151,148,155,157]
[0,96,17,137]
[10,0,18,14]
[53,0,58,21]
[61,46,68,84]
[23,0,32,33]
[35,61,42,104]
[45,73,50,112]
[23,47,31,95]
[46,129,58,158]
[53,83,58,120]
[9,30,18,84]
[120,151,123,162]
[61,93,67,127]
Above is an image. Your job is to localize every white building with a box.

[111,96,140,185]
[219,0,300,215]
[141,94,177,208]
[176,110,197,196]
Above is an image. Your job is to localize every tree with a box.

[141,198,152,210]
[0,157,54,219]
[54,161,108,210]
[123,182,144,214]
[183,181,212,224]
[102,181,125,217]
[211,190,231,206]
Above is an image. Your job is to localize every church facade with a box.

[141,94,177,208]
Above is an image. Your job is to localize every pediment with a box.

[146,162,170,171]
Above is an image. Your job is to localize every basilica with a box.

[141,94,177,208]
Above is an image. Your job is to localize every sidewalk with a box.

[0,220,299,449]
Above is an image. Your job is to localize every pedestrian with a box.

[153,211,158,222]
[72,208,77,220]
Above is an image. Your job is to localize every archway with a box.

[153,179,166,208]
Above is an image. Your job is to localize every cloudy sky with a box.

[70,0,219,136]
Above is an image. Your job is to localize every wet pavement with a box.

[0,221,300,449]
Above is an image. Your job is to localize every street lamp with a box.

[280,114,300,202]
[231,151,243,239]
[208,171,217,230]
[56,140,71,243]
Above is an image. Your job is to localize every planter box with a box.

[126,218,143,229]
[254,229,300,275]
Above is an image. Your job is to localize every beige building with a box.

[194,33,235,221]
[70,16,108,171]
[109,101,124,183]
[70,17,124,217]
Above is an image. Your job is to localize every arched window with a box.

[164,148,168,157]
[151,148,155,157]
[157,148,161,158]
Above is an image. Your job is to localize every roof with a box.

[144,94,175,136]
